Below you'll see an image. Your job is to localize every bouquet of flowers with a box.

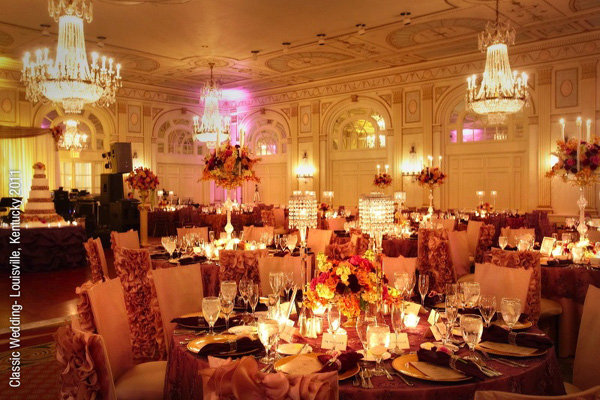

[416,167,447,187]
[202,141,261,190]
[373,173,392,189]
[546,138,600,187]
[33,162,46,170]
[477,202,494,214]
[304,252,398,318]
[319,202,330,212]
[125,167,159,202]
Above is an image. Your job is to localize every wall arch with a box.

[321,95,392,137]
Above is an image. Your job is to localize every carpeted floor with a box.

[0,342,60,400]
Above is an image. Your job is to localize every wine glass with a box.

[249,284,259,324]
[209,230,215,243]
[460,314,483,361]
[202,297,221,335]
[239,278,251,320]
[283,272,294,300]
[498,236,508,250]
[257,319,279,364]
[479,295,497,328]
[390,303,405,353]
[500,298,522,331]
[287,235,297,253]
[367,324,390,376]
[418,274,429,307]
[269,272,283,297]
[279,235,288,253]
[220,280,237,302]
[443,298,458,345]
[462,282,481,308]
[219,294,234,330]
[356,309,377,352]
[327,304,341,333]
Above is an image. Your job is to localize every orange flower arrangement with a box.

[416,167,446,188]
[202,141,261,190]
[374,173,392,189]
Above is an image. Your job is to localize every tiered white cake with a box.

[22,162,64,225]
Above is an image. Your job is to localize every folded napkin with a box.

[317,351,363,374]
[150,252,169,260]
[481,325,552,350]
[171,315,243,329]
[273,251,287,257]
[416,348,486,380]
[197,336,264,357]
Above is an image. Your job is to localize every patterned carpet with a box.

[0,342,60,400]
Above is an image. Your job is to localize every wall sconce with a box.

[401,144,421,176]
[296,151,315,180]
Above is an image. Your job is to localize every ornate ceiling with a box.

[0,0,599,95]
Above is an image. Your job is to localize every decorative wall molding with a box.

[537,67,553,85]
[581,60,597,79]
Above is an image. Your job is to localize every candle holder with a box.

[289,191,318,283]
[359,192,395,253]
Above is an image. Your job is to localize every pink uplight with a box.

[222,88,250,102]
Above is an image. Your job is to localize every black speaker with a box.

[109,200,139,231]
[100,173,124,204]
[110,142,133,174]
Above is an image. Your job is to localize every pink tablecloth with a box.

[164,318,564,400]
[542,264,600,357]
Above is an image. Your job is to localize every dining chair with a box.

[475,224,496,263]
[474,385,600,400]
[326,217,346,231]
[151,264,204,351]
[466,220,484,256]
[110,229,140,250]
[448,230,471,278]
[474,263,532,307]
[382,255,417,277]
[432,217,456,232]
[84,238,106,283]
[570,284,600,391]
[176,226,209,242]
[307,228,334,254]
[87,278,167,400]
[417,228,456,292]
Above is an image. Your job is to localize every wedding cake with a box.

[22,162,64,225]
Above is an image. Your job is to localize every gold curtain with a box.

[0,133,58,203]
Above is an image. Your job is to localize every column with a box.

[391,89,403,192]
[422,84,434,207]
[537,67,552,210]
[581,60,598,211]
[289,104,299,191]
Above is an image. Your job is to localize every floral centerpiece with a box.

[304,252,399,319]
[202,141,260,190]
[373,172,392,189]
[546,138,600,187]
[319,202,330,213]
[416,167,447,214]
[125,167,159,203]
[477,202,494,215]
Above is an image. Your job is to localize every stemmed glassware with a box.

[500,298,522,331]
[220,281,237,303]
[460,314,483,361]
[479,295,497,328]
[238,278,251,321]
[283,272,294,300]
[219,293,234,330]
[498,236,508,250]
[269,272,283,298]
[249,284,259,324]
[367,324,390,376]
[257,319,279,364]
[327,304,341,333]
[161,236,176,258]
[390,303,405,353]
[462,282,481,308]
[418,274,430,307]
[443,294,458,345]
[202,297,221,335]
[287,235,297,253]
[356,308,378,352]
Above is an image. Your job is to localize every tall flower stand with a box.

[577,186,588,243]
[138,191,150,247]
[427,186,434,215]
[223,190,235,240]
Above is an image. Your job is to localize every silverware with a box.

[383,367,394,381]
[352,372,360,387]
[392,370,414,386]
[365,368,374,388]
[359,369,368,389]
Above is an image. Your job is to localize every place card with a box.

[427,309,440,325]
[279,320,296,343]
[430,322,447,342]
[389,332,410,350]
[404,302,422,316]
[540,237,556,257]
[321,332,348,351]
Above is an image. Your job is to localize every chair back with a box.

[466,220,483,256]
[448,230,470,278]
[87,278,134,380]
[84,238,105,283]
[417,228,456,292]
[243,225,275,243]
[219,249,267,289]
[258,255,305,295]
[432,218,456,232]
[326,217,346,231]
[474,263,532,306]
[177,226,209,242]
[110,229,140,250]
[382,255,417,278]
[94,237,109,278]
[474,385,600,400]
[152,265,204,351]
[475,224,496,263]
[307,228,334,254]
[574,284,600,390]
[273,208,286,228]
[55,324,117,400]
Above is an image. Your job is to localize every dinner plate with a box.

[492,320,533,331]
[476,342,547,358]
[276,343,313,355]
[356,349,392,362]
[228,325,257,335]
[274,353,359,381]
[186,334,261,357]
[391,354,471,382]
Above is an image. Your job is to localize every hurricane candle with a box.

[577,117,582,172]
[404,313,420,328]
[560,118,565,141]
[587,119,592,143]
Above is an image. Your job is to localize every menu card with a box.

[410,361,466,380]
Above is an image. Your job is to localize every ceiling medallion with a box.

[193,62,231,149]
[21,0,122,114]
[465,0,528,125]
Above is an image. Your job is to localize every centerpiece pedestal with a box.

[577,187,588,243]
[139,190,150,246]
[427,186,434,215]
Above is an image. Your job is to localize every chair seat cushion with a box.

[540,298,563,318]
[563,381,580,394]
[115,361,167,400]
[458,273,475,283]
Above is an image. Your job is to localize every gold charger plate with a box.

[492,320,533,331]
[274,353,359,381]
[476,342,547,358]
[186,334,260,357]
[391,354,471,382]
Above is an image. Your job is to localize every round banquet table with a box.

[0,225,86,272]
[541,263,600,357]
[164,318,565,400]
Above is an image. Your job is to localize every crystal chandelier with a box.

[21,0,121,114]
[288,190,318,247]
[58,119,88,153]
[193,63,231,149]
[359,192,394,251]
[465,0,528,125]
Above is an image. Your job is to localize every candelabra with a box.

[289,191,318,283]
[322,191,334,208]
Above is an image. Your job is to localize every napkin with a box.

[481,325,553,350]
[273,251,287,257]
[196,336,263,357]
[171,315,243,329]
[416,348,486,380]
[478,341,538,356]
[410,361,467,380]
[317,351,363,374]
[150,252,170,260]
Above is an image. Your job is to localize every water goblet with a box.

[500,298,521,331]
[257,319,279,364]
[478,295,497,328]
[498,236,508,250]
[367,324,390,376]
[202,297,221,335]
[220,280,237,302]
[460,314,483,361]
[356,309,377,352]
[327,304,341,333]
[219,294,234,330]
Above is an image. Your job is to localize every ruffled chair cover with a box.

[487,248,541,322]
[55,324,116,400]
[350,233,369,256]
[417,228,456,293]
[199,356,338,400]
[84,238,105,283]
[475,224,495,263]
[325,217,346,231]
[113,247,166,362]
[110,229,140,252]
[75,280,97,333]
[325,241,356,261]
[261,210,276,227]
[219,249,268,289]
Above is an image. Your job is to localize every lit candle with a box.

[438,155,442,167]
[377,164,381,174]
[240,129,245,147]
[428,155,433,168]
[560,118,565,141]
[385,164,389,174]
[577,117,582,171]
[587,119,592,143]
